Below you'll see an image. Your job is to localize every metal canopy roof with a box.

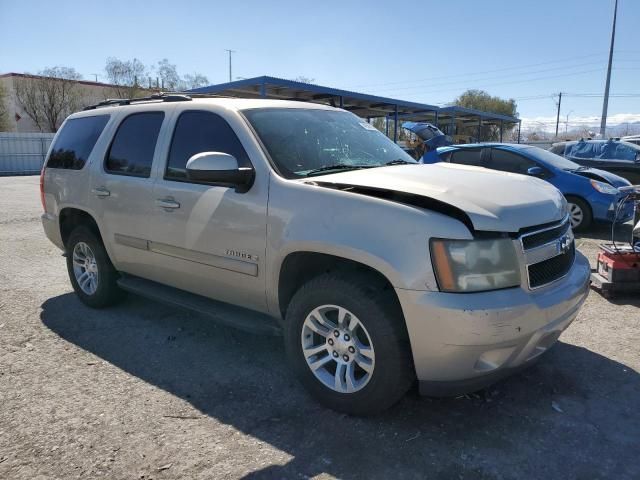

[189,75,439,119]
[189,75,521,142]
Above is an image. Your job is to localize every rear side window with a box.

[166,111,250,181]
[486,149,536,174]
[47,115,109,169]
[450,149,482,166]
[105,112,164,178]
[549,144,565,155]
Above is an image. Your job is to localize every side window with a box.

[549,144,565,155]
[47,115,110,169]
[105,112,164,178]
[449,149,482,166]
[166,111,250,181]
[486,149,536,174]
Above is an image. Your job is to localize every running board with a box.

[117,275,282,336]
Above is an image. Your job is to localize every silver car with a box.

[41,95,590,415]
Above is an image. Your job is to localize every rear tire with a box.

[284,273,414,415]
[566,196,592,231]
[65,226,123,308]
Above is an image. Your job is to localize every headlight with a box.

[430,238,521,292]
[590,179,619,195]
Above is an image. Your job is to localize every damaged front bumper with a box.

[396,251,590,396]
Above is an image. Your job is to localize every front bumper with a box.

[396,251,590,396]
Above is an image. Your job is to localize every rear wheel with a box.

[284,273,414,415]
[566,196,592,231]
[66,226,123,308]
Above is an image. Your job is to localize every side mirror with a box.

[527,166,544,177]
[186,152,254,193]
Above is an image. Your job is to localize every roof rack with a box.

[83,92,193,110]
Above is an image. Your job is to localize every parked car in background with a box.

[550,139,640,185]
[436,143,634,231]
[621,135,640,147]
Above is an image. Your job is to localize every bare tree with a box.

[14,67,83,132]
[181,73,209,90]
[104,57,147,98]
[292,76,315,84]
[0,82,10,131]
[156,58,181,91]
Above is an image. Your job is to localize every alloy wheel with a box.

[72,241,99,295]
[301,304,375,394]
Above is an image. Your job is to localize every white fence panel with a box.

[0,132,55,176]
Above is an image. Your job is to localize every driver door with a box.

[146,110,269,312]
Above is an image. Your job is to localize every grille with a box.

[527,243,575,288]
[521,220,570,249]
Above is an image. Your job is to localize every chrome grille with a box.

[520,217,575,289]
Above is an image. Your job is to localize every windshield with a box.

[522,146,581,170]
[243,108,417,178]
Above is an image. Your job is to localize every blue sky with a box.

[1,0,638,130]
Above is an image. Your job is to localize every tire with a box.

[65,226,123,308]
[566,196,592,232]
[284,272,414,415]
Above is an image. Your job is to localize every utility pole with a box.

[554,92,562,138]
[224,49,235,82]
[600,0,618,138]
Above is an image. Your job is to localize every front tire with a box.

[284,273,414,415]
[566,196,592,231]
[65,226,123,308]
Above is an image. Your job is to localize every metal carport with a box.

[189,76,520,143]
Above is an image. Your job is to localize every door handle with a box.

[155,198,180,209]
[92,187,110,198]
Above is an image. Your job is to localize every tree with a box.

[14,67,83,132]
[182,73,210,90]
[156,58,181,91]
[292,76,315,84]
[0,82,9,131]
[104,57,146,98]
[454,89,518,141]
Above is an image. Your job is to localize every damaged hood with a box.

[306,163,565,232]
[569,167,630,188]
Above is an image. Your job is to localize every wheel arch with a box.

[59,207,103,248]
[277,251,401,320]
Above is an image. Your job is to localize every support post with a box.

[450,113,456,142]
[339,96,344,108]
[500,120,504,142]
[555,92,562,138]
[393,105,398,142]
[477,117,482,142]
[517,121,522,144]
[434,111,439,128]
[385,115,390,137]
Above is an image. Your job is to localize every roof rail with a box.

[83,92,192,110]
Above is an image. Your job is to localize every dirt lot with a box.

[1,175,639,480]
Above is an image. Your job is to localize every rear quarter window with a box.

[47,115,110,169]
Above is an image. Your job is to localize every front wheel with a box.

[284,273,414,415]
[566,196,592,231]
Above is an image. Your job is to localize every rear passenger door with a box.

[89,110,168,277]
[146,110,269,312]
[447,148,484,167]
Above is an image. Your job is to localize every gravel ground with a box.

[1,175,638,480]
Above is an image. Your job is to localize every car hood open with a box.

[305,163,565,233]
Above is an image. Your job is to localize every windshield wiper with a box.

[384,159,414,166]
[305,164,372,177]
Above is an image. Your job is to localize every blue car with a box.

[435,143,634,231]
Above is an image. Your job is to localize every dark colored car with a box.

[436,143,634,231]
[550,139,640,185]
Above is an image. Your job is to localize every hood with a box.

[306,163,565,233]
[402,122,453,149]
[569,167,631,188]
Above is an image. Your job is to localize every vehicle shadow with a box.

[41,293,640,479]
[575,222,633,243]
